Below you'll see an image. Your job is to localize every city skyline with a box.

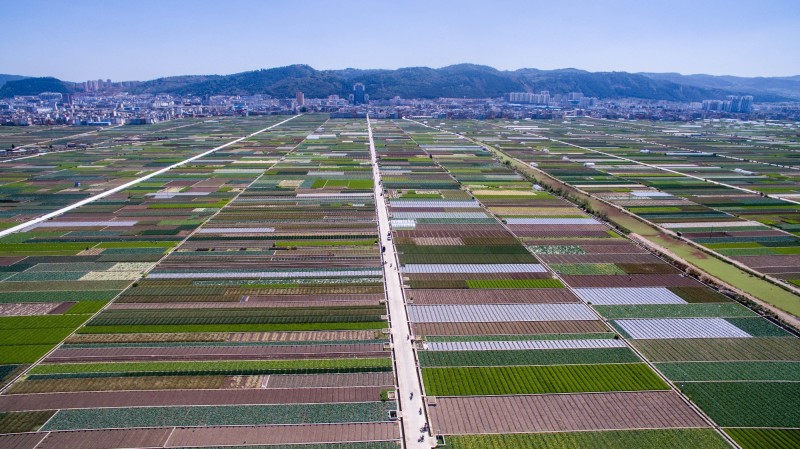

[1,0,798,81]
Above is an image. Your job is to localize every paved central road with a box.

[366,116,432,449]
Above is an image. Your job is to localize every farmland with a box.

[679,382,800,427]
[386,117,800,448]
[418,346,640,366]
[421,363,668,395]
[0,115,401,448]
[1,114,799,448]
[445,429,731,449]
[0,118,287,232]
[458,117,800,316]
[725,428,800,449]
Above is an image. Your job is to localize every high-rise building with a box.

[295,91,305,106]
[578,97,597,108]
[353,83,367,105]
[508,92,532,103]
[727,95,754,113]
[739,95,754,113]
[506,91,550,105]
[706,95,754,113]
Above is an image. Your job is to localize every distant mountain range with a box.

[2,65,799,101]
[0,77,73,98]
[0,74,29,88]
[639,72,800,102]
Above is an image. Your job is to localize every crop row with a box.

[445,429,730,449]
[418,347,639,367]
[725,428,800,449]
[30,357,393,376]
[593,303,757,320]
[92,306,385,319]
[9,375,228,394]
[657,361,800,382]
[421,363,668,396]
[0,411,55,434]
[400,254,540,264]
[88,313,384,327]
[679,381,800,427]
[633,337,800,362]
[425,333,615,342]
[466,279,565,289]
[78,321,386,334]
[549,263,627,275]
[42,402,395,431]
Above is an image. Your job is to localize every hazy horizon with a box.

[5,63,800,84]
[2,0,798,80]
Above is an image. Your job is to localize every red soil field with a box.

[0,433,47,449]
[429,391,707,435]
[33,427,172,449]
[165,422,400,447]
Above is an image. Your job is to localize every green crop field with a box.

[549,263,626,275]
[42,402,394,431]
[0,315,89,330]
[725,428,800,449]
[657,361,800,381]
[593,303,757,319]
[422,363,668,396]
[0,291,119,303]
[29,357,393,377]
[418,347,639,367]
[679,381,800,427]
[445,429,731,449]
[724,317,792,337]
[0,327,76,345]
[633,338,800,362]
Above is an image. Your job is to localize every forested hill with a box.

[3,65,797,101]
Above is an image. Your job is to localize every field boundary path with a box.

[367,115,433,449]
[0,115,301,238]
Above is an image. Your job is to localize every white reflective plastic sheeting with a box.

[615,318,752,339]
[574,287,687,305]
[403,264,547,274]
[408,304,597,323]
[427,339,627,351]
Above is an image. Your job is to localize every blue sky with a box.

[1,0,797,80]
